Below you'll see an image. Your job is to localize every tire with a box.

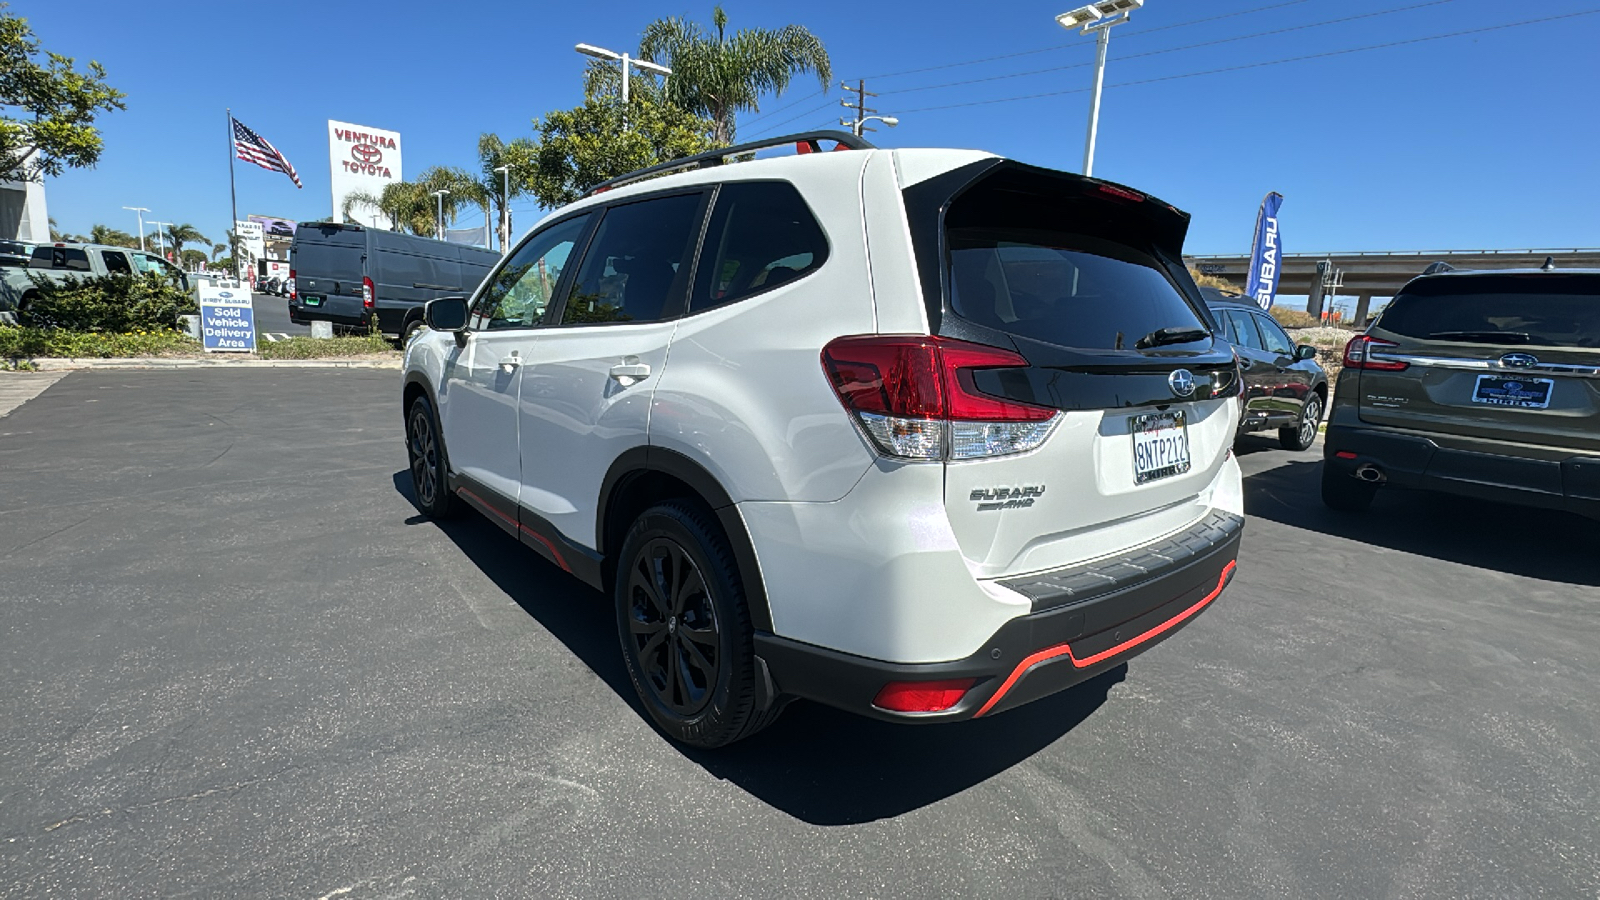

[406,394,460,519]
[615,501,781,749]
[1279,391,1324,451]
[400,316,424,347]
[1321,463,1377,512]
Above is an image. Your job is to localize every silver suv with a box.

[402,132,1246,748]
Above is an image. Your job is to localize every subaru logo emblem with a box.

[1500,353,1539,369]
[1168,369,1196,398]
[218,291,233,299]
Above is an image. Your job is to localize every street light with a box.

[840,115,899,138]
[492,165,513,255]
[1056,0,1144,177]
[575,43,672,127]
[431,190,450,241]
[148,220,170,258]
[122,206,149,251]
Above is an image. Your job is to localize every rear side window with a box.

[948,230,1206,351]
[690,181,829,313]
[561,193,703,325]
[100,251,133,275]
[292,242,364,282]
[1223,310,1265,351]
[1378,274,1600,348]
[30,247,90,271]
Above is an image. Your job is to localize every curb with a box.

[14,357,401,371]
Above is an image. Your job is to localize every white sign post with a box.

[329,119,402,228]
[199,284,256,353]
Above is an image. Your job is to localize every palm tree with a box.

[344,169,486,240]
[162,224,210,264]
[88,223,138,248]
[639,6,831,145]
[476,133,536,251]
[211,242,228,261]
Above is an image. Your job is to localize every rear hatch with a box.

[903,162,1240,579]
[1352,272,1600,455]
[291,224,366,319]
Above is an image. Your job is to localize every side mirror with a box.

[425,296,469,332]
[1295,344,1318,361]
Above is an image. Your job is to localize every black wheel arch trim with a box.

[598,447,773,633]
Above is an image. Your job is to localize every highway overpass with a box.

[1186,248,1600,323]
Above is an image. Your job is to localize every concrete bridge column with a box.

[1353,293,1374,328]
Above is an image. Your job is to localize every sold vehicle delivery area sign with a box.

[199,285,256,352]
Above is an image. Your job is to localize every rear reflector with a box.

[1335,451,1357,460]
[872,679,978,713]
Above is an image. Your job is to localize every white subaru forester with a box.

[402,132,1245,748]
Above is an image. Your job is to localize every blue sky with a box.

[32,0,1600,257]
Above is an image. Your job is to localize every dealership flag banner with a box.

[232,117,302,188]
[1245,192,1284,310]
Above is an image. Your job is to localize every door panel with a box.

[441,332,526,503]
[1224,309,1283,421]
[1252,311,1312,414]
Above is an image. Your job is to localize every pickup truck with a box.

[0,242,189,324]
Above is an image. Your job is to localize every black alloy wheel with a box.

[406,395,458,518]
[1281,391,1323,451]
[614,502,782,748]
[626,538,721,716]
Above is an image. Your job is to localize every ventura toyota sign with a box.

[328,119,402,229]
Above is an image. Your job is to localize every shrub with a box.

[1269,307,1318,329]
[1187,266,1238,292]
[0,325,199,360]
[256,332,396,360]
[21,273,197,333]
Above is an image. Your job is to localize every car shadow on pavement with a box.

[393,471,1123,825]
[1244,458,1600,586]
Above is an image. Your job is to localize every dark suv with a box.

[1203,288,1327,451]
[1323,266,1600,517]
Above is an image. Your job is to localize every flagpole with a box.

[226,107,240,282]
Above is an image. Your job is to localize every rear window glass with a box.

[30,247,90,271]
[291,242,363,281]
[1378,274,1600,348]
[947,229,1206,351]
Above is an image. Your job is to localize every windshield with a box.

[947,229,1207,351]
[1378,274,1600,348]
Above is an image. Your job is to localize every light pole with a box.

[122,206,149,251]
[148,220,171,258]
[575,43,672,128]
[840,115,899,138]
[492,164,512,254]
[431,190,450,241]
[1056,0,1144,178]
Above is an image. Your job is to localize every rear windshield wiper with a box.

[1427,330,1532,344]
[1135,327,1210,349]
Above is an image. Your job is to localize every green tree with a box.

[88,223,137,248]
[527,89,717,209]
[162,223,209,264]
[210,242,227,261]
[476,132,536,251]
[179,248,207,270]
[639,6,830,145]
[0,8,126,181]
[344,168,486,239]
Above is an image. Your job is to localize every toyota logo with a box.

[1500,352,1540,369]
[351,143,384,164]
[1168,369,1196,398]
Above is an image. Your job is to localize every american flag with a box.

[232,117,302,189]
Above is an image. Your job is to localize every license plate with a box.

[303,295,323,306]
[1472,374,1552,409]
[1132,410,1191,484]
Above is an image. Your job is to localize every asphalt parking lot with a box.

[2,370,1597,898]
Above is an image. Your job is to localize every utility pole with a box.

[840,80,876,137]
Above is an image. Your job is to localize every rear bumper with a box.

[755,513,1242,723]
[288,300,371,330]
[1324,423,1600,519]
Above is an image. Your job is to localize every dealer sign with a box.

[199,285,256,353]
[329,119,403,230]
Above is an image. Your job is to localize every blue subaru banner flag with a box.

[1245,192,1284,310]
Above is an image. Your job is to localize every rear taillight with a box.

[362,276,375,310]
[821,335,1060,461]
[1343,334,1408,371]
[288,269,296,301]
[872,679,977,713]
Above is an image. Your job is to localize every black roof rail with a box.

[584,130,876,197]
[1421,261,1455,275]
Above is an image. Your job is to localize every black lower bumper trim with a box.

[755,519,1242,724]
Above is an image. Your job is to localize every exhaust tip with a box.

[1354,464,1386,484]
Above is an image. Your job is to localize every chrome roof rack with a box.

[583,130,876,197]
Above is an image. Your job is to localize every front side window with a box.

[560,193,704,326]
[690,182,829,314]
[1254,312,1294,355]
[947,230,1206,351]
[472,215,592,331]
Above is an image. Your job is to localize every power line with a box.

[744,100,841,138]
[861,0,1315,81]
[892,9,1598,115]
[740,89,827,129]
[877,0,1461,98]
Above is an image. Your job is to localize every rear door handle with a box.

[609,362,651,383]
